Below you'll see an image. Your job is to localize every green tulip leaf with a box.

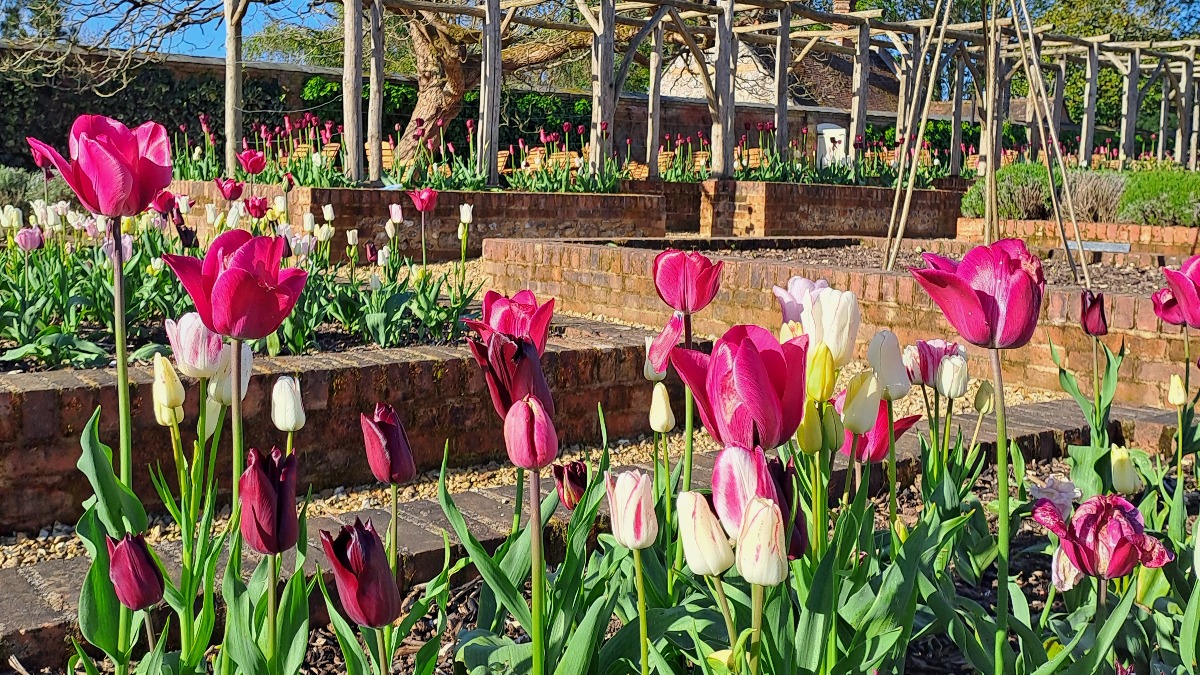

[77,407,148,537]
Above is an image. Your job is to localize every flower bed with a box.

[958,216,1200,255]
[700,179,962,238]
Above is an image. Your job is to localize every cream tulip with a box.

[807,342,835,403]
[643,336,667,382]
[649,382,675,433]
[800,288,860,368]
[208,342,253,406]
[271,376,306,433]
[322,204,335,222]
[1170,374,1187,407]
[867,330,911,401]
[678,491,734,576]
[1110,445,1144,495]
[935,354,969,399]
[841,372,881,435]
[152,353,185,410]
[735,497,788,586]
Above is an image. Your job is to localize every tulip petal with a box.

[1164,269,1200,328]
[670,347,720,443]
[911,268,993,347]
[921,251,959,272]
[711,446,777,539]
[648,312,684,374]
[1031,498,1070,538]
[162,254,214,329]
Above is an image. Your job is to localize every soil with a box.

[714,244,1165,295]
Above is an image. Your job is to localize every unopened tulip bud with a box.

[1110,445,1144,495]
[155,402,183,427]
[795,400,822,455]
[552,461,588,511]
[893,518,909,544]
[303,212,316,233]
[735,497,788,586]
[106,534,165,610]
[457,222,467,241]
[271,376,305,433]
[606,470,658,549]
[322,204,335,222]
[503,396,558,471]
[1170,374,1187,407]
[205,204,217,225]
[649,382,675,433]
[643,336,667,382]
[935,354,969,399]
[273,195,287,214]
[974,380,995,415]
[678,491,734,576]
[346,230,359,246]
[388,203,403,225]
[841,372,881,435]
[822,406,844,451]
[153,353,185,411]
[807,342,835,403]
[868,330,911,401]
[385,222,397,239]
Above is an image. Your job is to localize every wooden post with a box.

[950,52,964,175]
[342,1,364,182]
[848,22,871,163]
[1158,72,1170,161]
[711,0,736,178]
[588,0,616,171]
[773,4,791,156]
[1118,49,1141,167]
[647,22,664,178]
[1050,57,1066,148]
[223,0,245,178]
[478,0,502,185]
[1026,34,1042,161]
[367,0,385,183]
[1176,55,1194,166]
[1079,43,1099,167]
[1192,73,1200,170]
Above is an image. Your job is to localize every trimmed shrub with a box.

[961,163,1051,220]
[1065,170,1125,223]
[1118,170,1200,227]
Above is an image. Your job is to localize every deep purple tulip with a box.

[552,461,588,511]
[239,447,300,555]
[361,403,417,485]
[106,534,165,610]
[1080,290,1108,337]
[321,519,402,627]
[467,332,555,419]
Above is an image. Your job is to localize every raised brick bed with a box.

[957,217,1200,256]
[0,316,675,533]
[169,180,667,261]
[483,238,1188,409]
[700,180,961,239]
[620,180,702,233]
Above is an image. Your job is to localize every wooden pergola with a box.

[336,0,1200,184]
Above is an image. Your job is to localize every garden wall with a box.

[483,238,1184,410]
[620,180,702,233]
[0,317,676,533]
[169,180,666,261]
[700,180,962,239]
[957,217,1200,256]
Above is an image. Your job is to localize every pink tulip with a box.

[163,230,308,340]
[407,188,438,213]
[150,190,176,216]
[904,339,964,386]
[14,227,43,252]
[670,325,807,451]
[605,470,658,549]
[1152,287,1185,326]
[711,445,778,539]
[464,290,555,355]
[165,312,224,379]
[647,311,684,373]
[911,239,1045,350]
[1161,256,1200,328]
[653,249,723,315]
[833,392,921,463]
[26,115,172,218]
[215,177,244,201]
[503,395,558,471]
[1032,494,1173,579]
[236,149,267,175]
[772,275,829,324]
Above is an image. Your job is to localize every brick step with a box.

[1,400,1176,670]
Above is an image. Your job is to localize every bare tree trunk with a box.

[395,12,469,163]
[224,0,244,178]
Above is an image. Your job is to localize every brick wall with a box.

[483,238,1187,410]
[957,217,1200,256]
[0,317,675,532]
[170,180,666,261]
[620,180,702,233]
[700,180,962,238]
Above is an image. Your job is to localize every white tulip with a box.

[800,288,860,368]
[735,498,788,586]
[346,230,359,246]
[315,223,334,242]
[649,382,675,433]
[678,492,734,577]
[322,204,335,222]
[208,342,253,406]
[177,196,191,215]
[271,376,305,433]
[303,212,316,233]
[643,336,667,382]
[934,354,969,399]
[385,222,397,239]
[459,203,474,224]
[205,204,217,225]
[867,330,911,401]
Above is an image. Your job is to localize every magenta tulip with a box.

[647,311,684,373]
[1032,494,1173,579]
[163,230,308,340]
[464,289,555,355]
[245,196,270,219]
[106,534,165,610]
[14,227,43,252]
[321,519,402,627]
[653,249,723,315]
[911,239,1045,350]
[1080,290,1108,337]
[1161,256,1200,328]
[150,190,177,216]
[833,392,921,463]
[670,324,807,451]
[711,445,778,539]
[503,395,558,471]
[467,332,555,419]
[552,461,588,511]
[361,403,417,485]
[26,115,171,218]
[215,177,244,201]
[407,188,438,213]
[238,447,300,555]
[236,148,268,175]
[1153,287,1185,326]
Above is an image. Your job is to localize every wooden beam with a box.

[615,5,670,93]
[950,51,964,175]
[1176,54,1195,166]
[1158,73,1171,161]
[478,0,502,185]
[1119,48,1142,165]
[711,0,736,178]
[575,0,601,34]
[667,7,717,116]
[647,21,664,178]
[775,3,791,155]
[589,0,616,170]
[342,1,363,182]
[1079,43,1099,167]
[1191,79,1200,170]
[848,21,870,162]
[1026,34,1043,159]
[367,0,385,182]
[1050,56,1066,147]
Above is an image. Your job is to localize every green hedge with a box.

[1117,170,1200,227]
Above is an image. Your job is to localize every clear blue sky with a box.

[163,2,324,58]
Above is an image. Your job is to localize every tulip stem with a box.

[811,446,825,557]
[528,468,546,675]
[144,613,157,653]
[682,314,695,493]
[286,430,294,456]
[267,554,278,665]
[116,606,131,675]
[709,575,738,648]
[110,220,132,487]
[942,404,955,470]
[389,483,399,576]
[1091,338,1102,447]
[231,339,245,566]
[749,584,764,675]
[886,400,898,556]
[633,548,650,675]
[989,348,1011,675]
[510,468,525,541]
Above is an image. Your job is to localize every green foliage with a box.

[0,165,74,211]
[1118,169,1200,227]
[961,163,1053,219]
